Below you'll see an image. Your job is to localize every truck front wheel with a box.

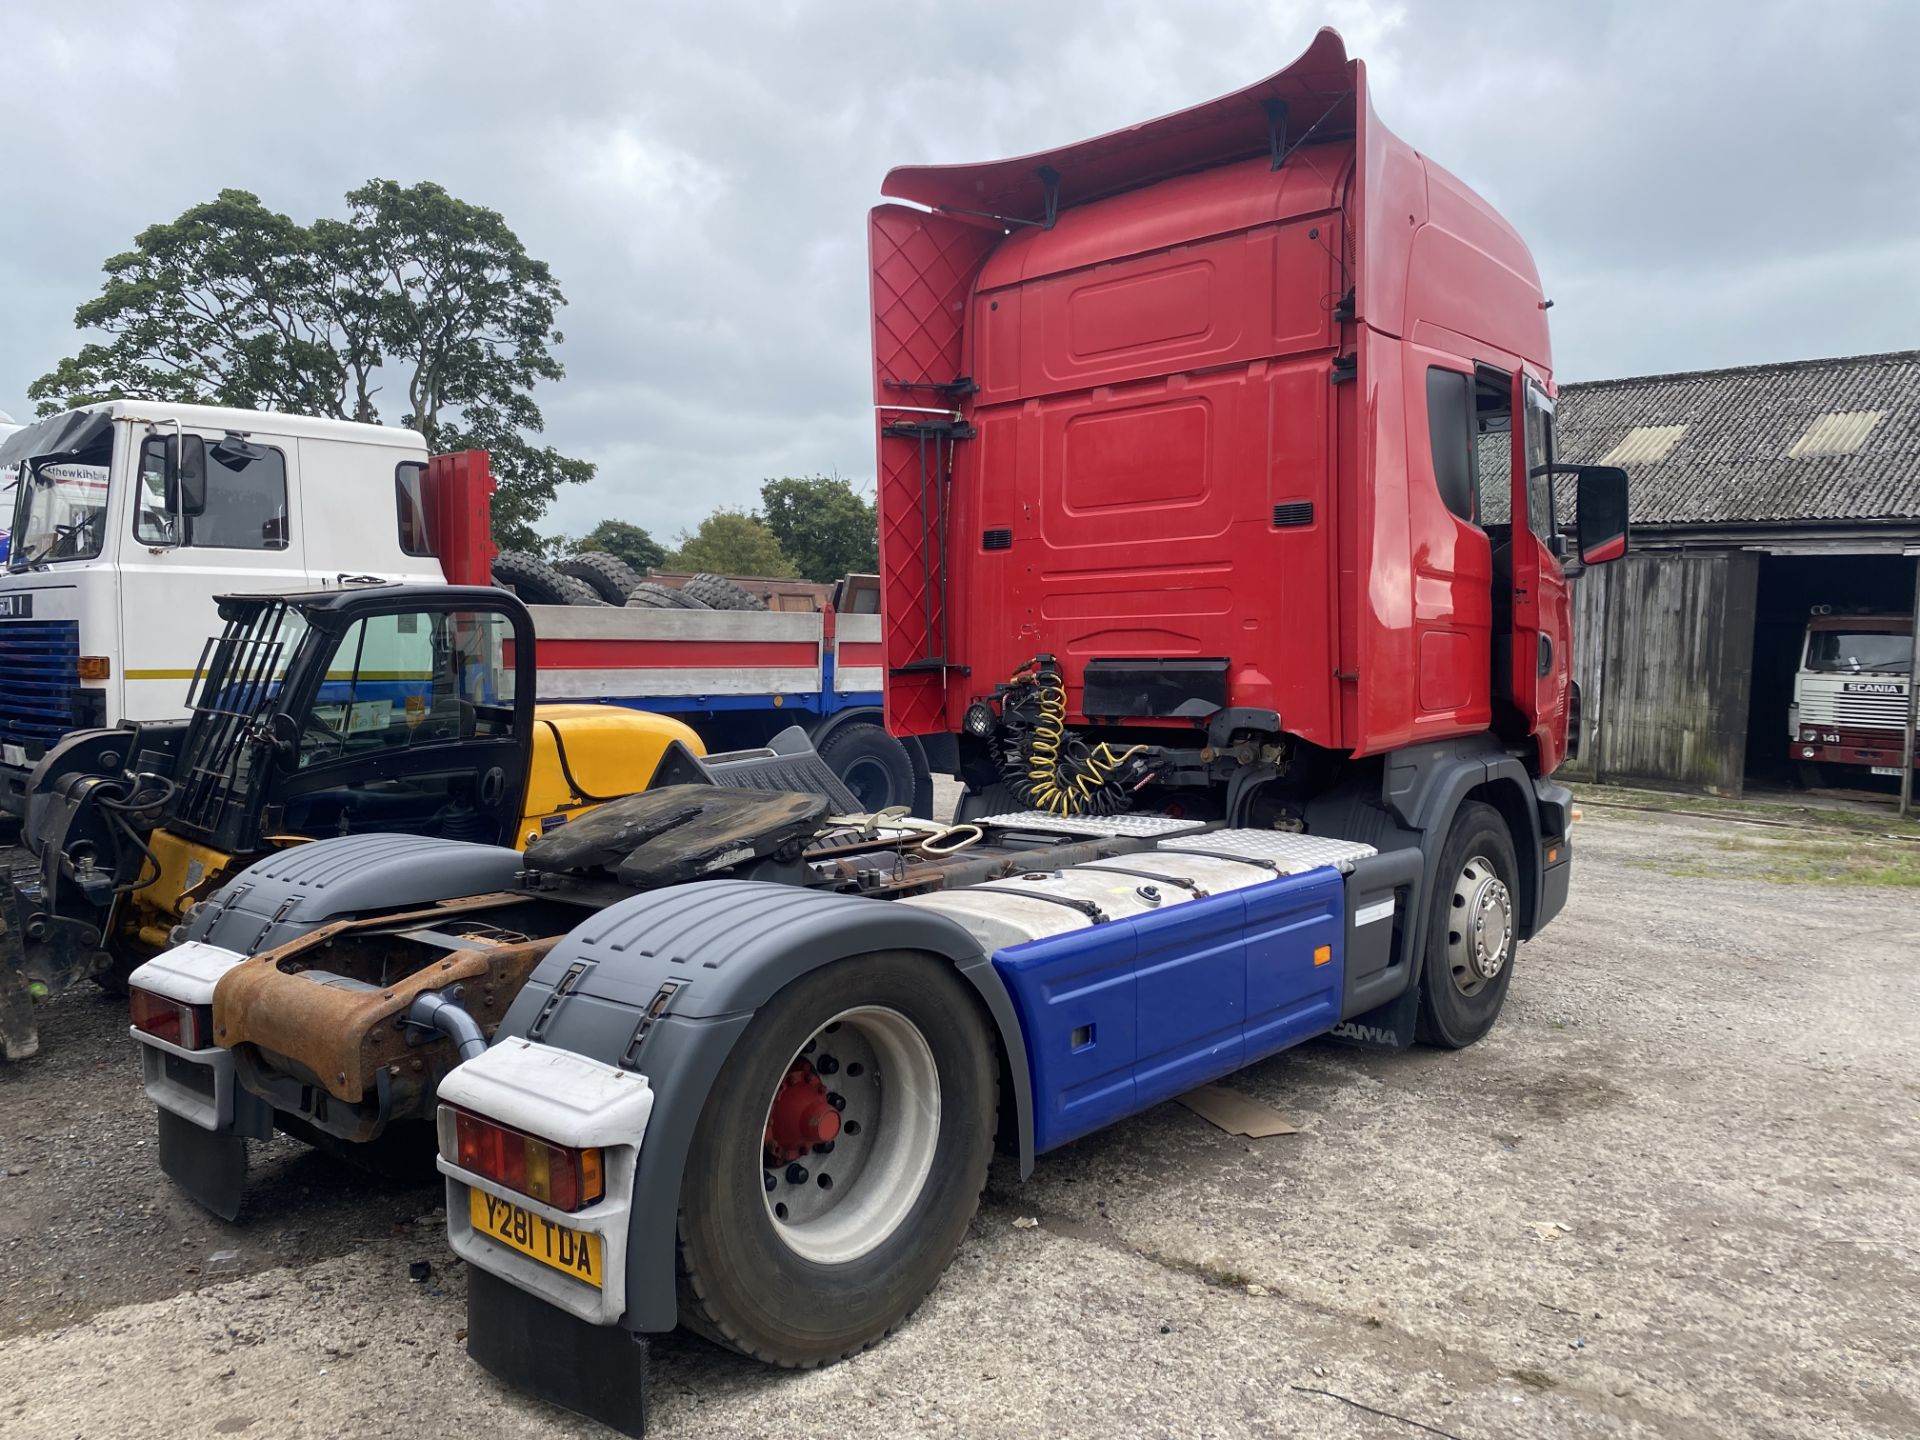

[1416,800,1519,1049]
[675,952,997,1366]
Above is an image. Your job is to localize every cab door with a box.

[1508,377,1572,772]
[270,602,532,844]
[119,429,307,724]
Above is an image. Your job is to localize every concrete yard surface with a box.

[2,796,1917,1438]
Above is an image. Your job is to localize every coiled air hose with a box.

[995,661,1146,816]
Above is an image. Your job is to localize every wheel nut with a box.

[812,1140,835,1155]
[816,1055,839,1076]
[764,1171,777,1192]
[827,1091,846,1111]
[786,1163,809,1185]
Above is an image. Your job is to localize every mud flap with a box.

[157,1107,249,1221]
[0,935,36,1060]
[0,890,37,1062]
[1328,982,1420,1050]
[467,1265,649,1436]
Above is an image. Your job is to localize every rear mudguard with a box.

[185,832,526,953]
[487,878,1034,1334]
[133,831,525,1176]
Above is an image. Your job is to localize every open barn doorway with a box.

[1744,551,1917,792]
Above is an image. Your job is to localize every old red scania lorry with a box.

[122,30,1626,1435]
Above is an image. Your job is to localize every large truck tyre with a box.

[492,551,575,606]
[1416,800,1520,1049]
[556,551,644,605]
[627,582,706,610]
[816,723,917,813]
[674,951,998,1366]
[555,573,610,607]
[680,573,767,611]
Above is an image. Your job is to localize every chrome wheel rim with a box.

[760,1005,939,1264]
[1446,854,1513,997]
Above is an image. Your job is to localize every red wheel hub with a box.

[764,1060,841,1164]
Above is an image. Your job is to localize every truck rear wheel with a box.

[675,952,997,1366]
[816,723,916,813]
[1416,800,1519,1049]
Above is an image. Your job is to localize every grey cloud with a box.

[3,0,1915,540]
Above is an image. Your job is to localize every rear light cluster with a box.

[441,1107,605,1213]
[130,987,212,1050]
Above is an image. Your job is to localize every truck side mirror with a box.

[1573,465,1630,565]
[164,435,209,518]
[1539,464,1629,566]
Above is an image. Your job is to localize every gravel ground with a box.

[2,793,1917,1439]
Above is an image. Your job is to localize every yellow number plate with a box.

[469,1187,604,1289]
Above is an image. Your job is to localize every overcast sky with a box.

[4,0,1917,540]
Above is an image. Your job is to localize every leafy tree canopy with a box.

[666,510,796,577]
[759,474,877,583]
[555,518,667,573]
[28,181,589,551]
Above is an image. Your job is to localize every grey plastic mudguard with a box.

[185,833,525,954]
[1305,736,1550,1048]
[491,878,1035,1335]
[1379,736,1547,936]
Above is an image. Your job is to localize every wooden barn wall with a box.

[1560,549,1759,795]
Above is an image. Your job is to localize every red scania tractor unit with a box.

[869,28,1630,1046]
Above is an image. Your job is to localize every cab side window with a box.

[1425,368,1477,523]
[1523,385,1556,543]
[135,436,291,550]
[396,462,433,556]
[1472,373,1514,528]
[300,610,517,769]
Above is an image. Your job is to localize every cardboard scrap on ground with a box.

[1177,1084,1301,1138]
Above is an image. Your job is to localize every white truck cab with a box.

[0,401,443,820]
[1788,611,1915,784]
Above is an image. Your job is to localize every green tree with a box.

[759,474,878,582]
[555,518,667,574]
[667,510,797,577]
[28,180,590,551]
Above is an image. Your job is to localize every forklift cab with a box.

[13,585,535,968]
[171,585,537,856]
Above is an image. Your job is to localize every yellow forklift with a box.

[1,583,702,1059]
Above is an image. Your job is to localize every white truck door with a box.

[118,431,309,724]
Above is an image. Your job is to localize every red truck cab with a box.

[870,28,1628,1043]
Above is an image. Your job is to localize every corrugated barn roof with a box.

[1555,350,1920,526]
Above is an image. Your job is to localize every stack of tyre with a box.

[490,551,767,611]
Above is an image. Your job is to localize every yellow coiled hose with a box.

[1007,667,1145,815]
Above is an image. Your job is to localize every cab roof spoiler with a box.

[880,27,1356,226]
